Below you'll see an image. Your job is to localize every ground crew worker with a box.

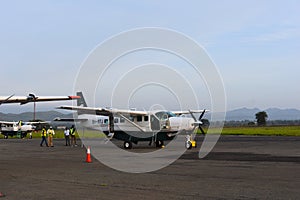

[64,127,70,146]
[70,125,77,146]
[47,126,55,147]
[18,120,22,138]
[40,126,48,147]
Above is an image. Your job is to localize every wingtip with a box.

[69,96,81,99]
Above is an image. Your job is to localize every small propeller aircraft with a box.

[0,93,80,138]
[0,120,48,139]
[0,93,80,105]
[57,92,208,149]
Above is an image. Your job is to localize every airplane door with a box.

[150,115,160,131]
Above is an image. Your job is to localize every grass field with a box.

[220,126,300,136]
[28,129,106,139]
[197,126,300,136]
[3,126,300,139]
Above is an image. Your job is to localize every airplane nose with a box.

[168,117,179,129]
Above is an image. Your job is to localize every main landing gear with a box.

[124,141,133,149]
[155,140,164,148]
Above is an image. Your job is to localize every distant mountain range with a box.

[223,107,300,121]
[0,111,73,122]
[0,108,300,122]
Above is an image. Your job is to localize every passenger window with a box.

[120,118,125,123]
[137,116,142,122]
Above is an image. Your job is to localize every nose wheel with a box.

[185,140,192,149]
[124,141,133,149]
[185,135,197,149]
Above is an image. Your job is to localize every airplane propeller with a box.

[189,109,206,135]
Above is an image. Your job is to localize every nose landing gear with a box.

[185,135,197,149]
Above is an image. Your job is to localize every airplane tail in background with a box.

[76,92,88,107]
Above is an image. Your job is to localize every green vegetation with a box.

[196,126,300,136]
[29,129,69,139]
[220,126,300,136]
[3,126,300,139]
[7,129,106,139]
[255,111,268,126]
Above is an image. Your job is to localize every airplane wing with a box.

[0,121,16,125]
[53,117,88,122]
[57,106,148,116]
[0,94,80,105]
[173,110,209,115]
[25,121,49,125]
[0,121,49,125]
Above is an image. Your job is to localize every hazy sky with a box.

[0,0,299,113]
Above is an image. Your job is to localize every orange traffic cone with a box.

[86,146,92,163]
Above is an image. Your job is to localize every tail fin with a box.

[76,92,88,107]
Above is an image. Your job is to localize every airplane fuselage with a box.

[76,111,196,147]
[58,92,206,149]
[1,123,35,138]
[78,111,195,133]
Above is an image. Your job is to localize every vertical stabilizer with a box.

[76,92,88,107]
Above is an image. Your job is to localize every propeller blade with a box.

[199,126,205,135]
[188,110,197,122]
[198,109,206,120]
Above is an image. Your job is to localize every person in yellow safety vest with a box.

[40,126,48,147]
[70,125,77,147]
[47,126,55,147]
[18,120,23,138]
[18,120,22,128]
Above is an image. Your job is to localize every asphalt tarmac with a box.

[0,135,299,200]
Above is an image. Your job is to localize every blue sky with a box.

[0,0,299,113]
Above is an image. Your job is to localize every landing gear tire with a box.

[185,141,192,149]
[155,140,164,148]
[4,135,8,139]
[124,141,132,149]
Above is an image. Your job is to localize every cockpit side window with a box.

[144,116,149,121]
